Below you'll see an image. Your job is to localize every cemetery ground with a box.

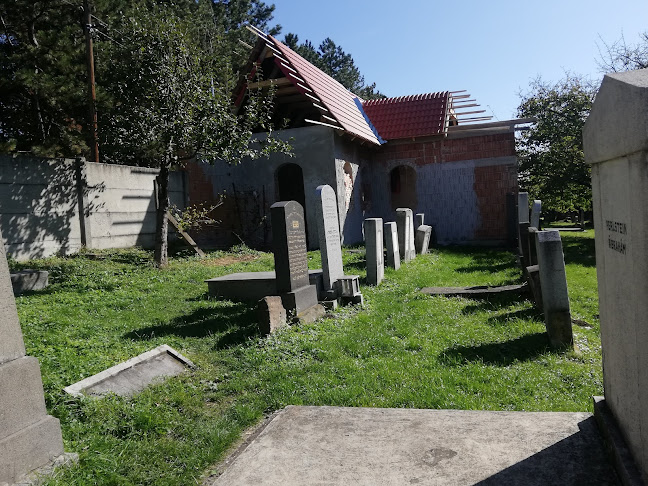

[11,231,601,485]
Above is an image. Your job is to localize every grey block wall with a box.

[0,155,185,260]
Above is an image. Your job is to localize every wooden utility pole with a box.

[83,0,99,163]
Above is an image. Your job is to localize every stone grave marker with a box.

[364,218,384,286]
[583,68,648,480]
[415,213,425,228]
[315,185,344,296]
[384,222,400,270]
[415,225,432,254]
[535,230,572,348]
[518,192,530,223]
[518,222,531,269]
[271,201,320,317]
[0,227,66,484]
[396,208,416,262]
[530,200,542,229]
[258,296,287,335]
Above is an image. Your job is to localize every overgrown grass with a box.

[10,233,602,485]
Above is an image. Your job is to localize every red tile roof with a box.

[362,92,450,140]
[269,36,384,146]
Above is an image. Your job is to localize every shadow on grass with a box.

[486,308,542,325]
[439,332,553,366]
[461,292,533,314]
[561,235,596,267]
[123,303,259,349]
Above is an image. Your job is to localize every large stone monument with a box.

[314,185,344,296]
[364,218,384,286]
[396,208,416,262]
[0,228,66,484]
[584,68,648,481]
[271,201,320,318]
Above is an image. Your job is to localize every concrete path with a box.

[211,405,619,485]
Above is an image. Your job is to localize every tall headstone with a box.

[315,185,344,294]
[518,192,530,223]
[535,230,572,348]
[530,200,542,229]
[415,213,425,229]
[0,228,65,484]
[396,208,416,262]
[415,225,432,254]
[364,218,384,286]
[271,201,319,316]
[384,222,400,270]
[584,68,648,480]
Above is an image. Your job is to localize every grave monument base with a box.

[281,284,319,316]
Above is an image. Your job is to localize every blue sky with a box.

[266,0,648,120]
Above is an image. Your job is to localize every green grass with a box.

[10,233,603,485]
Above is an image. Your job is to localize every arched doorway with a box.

[275,163,309,244]
[390,165,417,210]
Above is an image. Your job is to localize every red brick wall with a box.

[474,164,518,239]
[376,132,516,165]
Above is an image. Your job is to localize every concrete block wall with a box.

[0,155,185,260]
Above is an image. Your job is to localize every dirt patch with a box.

[203,255,258,267]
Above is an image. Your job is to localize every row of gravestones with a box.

[517,192,573,348]
[364,209,433,286]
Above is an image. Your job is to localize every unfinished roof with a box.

[237,27,384,145]
[363,93,450,140]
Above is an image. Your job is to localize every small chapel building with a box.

[185,28,531,250]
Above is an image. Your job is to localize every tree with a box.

[102,2,288,266]
[283,33,384,100]
[598,32,648,73]
[516,75,597,214]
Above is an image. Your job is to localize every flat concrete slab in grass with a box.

[64,345,194,397]
[210,406,618,486]
[206,270,324,302]
[421,283,528,299]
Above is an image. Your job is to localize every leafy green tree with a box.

[516,75,597,214]
[102,2,288,266]
[283,33,384,100]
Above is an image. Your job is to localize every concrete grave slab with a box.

[64,345,194,397]
[206,270,324,302]
[421,283,528,299]
[10,270,49,296]
[210,405,618,486]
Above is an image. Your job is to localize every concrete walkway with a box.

[211,405,619,485]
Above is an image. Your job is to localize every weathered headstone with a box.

[583,68,648,480]
[535,230,572,348]
[315,185,344,295]
[530,200,542,229]
[257,296,287,335]
[271,201,320,317]
[364,218,384,286]
[415,213,425,229]
[396,208,416,262]
[525,264,543,310]
[415,225,432,254]
[518,222,531,269]
[518,192,530,223]
[0,228,66,484]
[384,222,401,270]
[528,226,539,266]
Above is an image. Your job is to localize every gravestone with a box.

[528,226,539,266]
[415,213,425,229]
[584,68,648,480]
[0,228,66,484]
[530,200,542,229]
[396,208,416,262]
[519,222,531,269]
[364,218,384,286]
[518,192,530,223]
[271,201,320,317]
[415,225,432,254]
[384,222,401,270]
[258,296,287,335]
[535,230,572,348]
[315,185,344,295]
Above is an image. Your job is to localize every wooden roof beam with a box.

[248,77,293,89]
